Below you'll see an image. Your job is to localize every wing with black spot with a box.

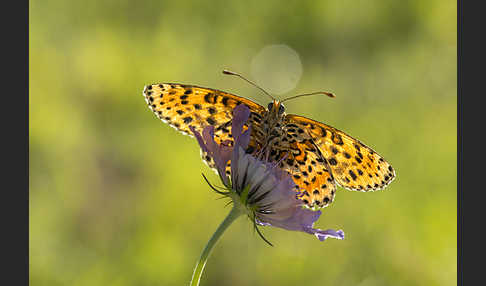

[284,114,396,192]
[143,83,267,170]
[143,83,265,138]
[277,139,338,209]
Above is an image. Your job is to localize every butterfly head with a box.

[267,101,286,117]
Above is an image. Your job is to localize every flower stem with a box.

[190,206,242,286]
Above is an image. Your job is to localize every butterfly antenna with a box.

[280,91,335,103]
[222,69,276,101]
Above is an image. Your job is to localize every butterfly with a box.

[143,72,395,210]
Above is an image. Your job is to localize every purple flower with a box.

[191,104,344,243]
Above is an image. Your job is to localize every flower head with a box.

[191,104,344,243]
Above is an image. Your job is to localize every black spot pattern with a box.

[206,118,216,125]
[183,117,193,124]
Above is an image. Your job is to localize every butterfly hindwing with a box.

[276,139,338,209]
[284,114,396,192]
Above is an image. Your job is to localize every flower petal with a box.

[190,125,209,154]
[190,125,232,185]
[231,105,250,140]
[192,104,345,243]
[257,207,344,242]
[306,228,345,241]
[231,105,251,151]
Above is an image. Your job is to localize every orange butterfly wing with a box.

[143,83,266,171]
[143,83,265,138]
[276,139,338,209]
[284,114,396,192]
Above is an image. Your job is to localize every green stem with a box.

[190,206,243,286]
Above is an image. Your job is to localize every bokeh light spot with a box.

[250,44,303,96]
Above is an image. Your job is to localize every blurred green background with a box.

[29,0,456,285]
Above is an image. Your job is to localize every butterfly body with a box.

[143,83,395,209]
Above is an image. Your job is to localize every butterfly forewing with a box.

[284,114,396,192]
[143,83,265,141]
[143,83,267,170]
